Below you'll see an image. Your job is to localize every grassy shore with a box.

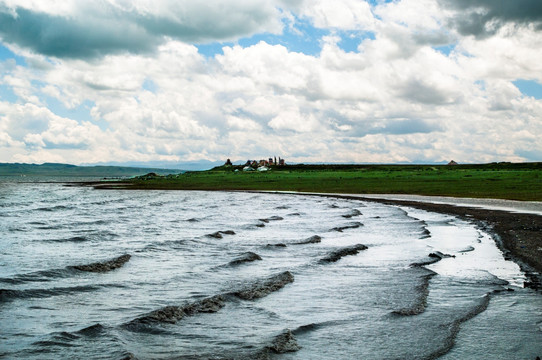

[123,162,542,201]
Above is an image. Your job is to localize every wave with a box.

[0,268,74,285]
[291,319,351,336]
[422,293,492,360]
[52,324,107,342]
[31,340,77,348]
[28,221,48,226]
[342,209,362,219]
[27,323,132,359]
[72,219,111,226]
[181,328,301,360]
[46,236,89,243]
[293,235,322,245]
[88,198,126,206]
[74,323,107,337]
[0,254,131,285]
[1,285,103,303]
[46,231,119,243]
[227,252,262,266]
[400,212,433,239]
[275,205,290,210]
[123,271,294,336]
[230,271,294,300]
[419,227,431,239]
[406,214,428,228]
[124,295,226,330]
[70,254,131,273]
[206,230,236,239]
[168,332,299,360]
[265,243,287,248]
[410,251,455,268]
[458,246,475,253]
[266,329,301,354]
[36,224,65,230]
[258,216,284,223]
[391,251,454,317]
[331,222,363,232]
[320,244,368,263]
[119,352,138,360]
[35,205,74,212]
[391,270,437,316]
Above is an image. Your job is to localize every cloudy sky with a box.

[1,0,541,165]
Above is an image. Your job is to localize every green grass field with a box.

[125,163,542,201]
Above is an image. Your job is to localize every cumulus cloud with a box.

[440,0,542,37]
[0,0,283,59]
[296,0,375,30]
[0,130,20,147]
[0,102,102,150]
[1,0,541,164]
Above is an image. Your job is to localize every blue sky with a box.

[513,79,542,100]
[196,16,375,57]
[0,44,25,65]
[0,0,541,165]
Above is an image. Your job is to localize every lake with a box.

[1,182,541,359]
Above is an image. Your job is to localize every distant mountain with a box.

[0,163,183,177]
[81,160,224,171]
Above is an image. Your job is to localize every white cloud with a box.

[226,115,262,131]
[457,25,542,82]
[22,133,45,147]
[0,102,102,149]
[268,109,319,132]
[0,0,541,164]
[375,0,447,31]
[0,130,20,147]
[0,0,284,59]
[298,0,376,30]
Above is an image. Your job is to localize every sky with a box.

[0,0,542,165]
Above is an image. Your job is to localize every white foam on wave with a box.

[403,207,525,288]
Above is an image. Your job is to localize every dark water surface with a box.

[1,183,541,359]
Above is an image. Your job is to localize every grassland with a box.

[124,162,542,201]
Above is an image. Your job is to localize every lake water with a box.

[1,182,541,359]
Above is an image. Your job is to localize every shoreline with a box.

[288,192,542,290]
[359,193,542,215]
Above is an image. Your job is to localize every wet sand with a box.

[360,194,542,215]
